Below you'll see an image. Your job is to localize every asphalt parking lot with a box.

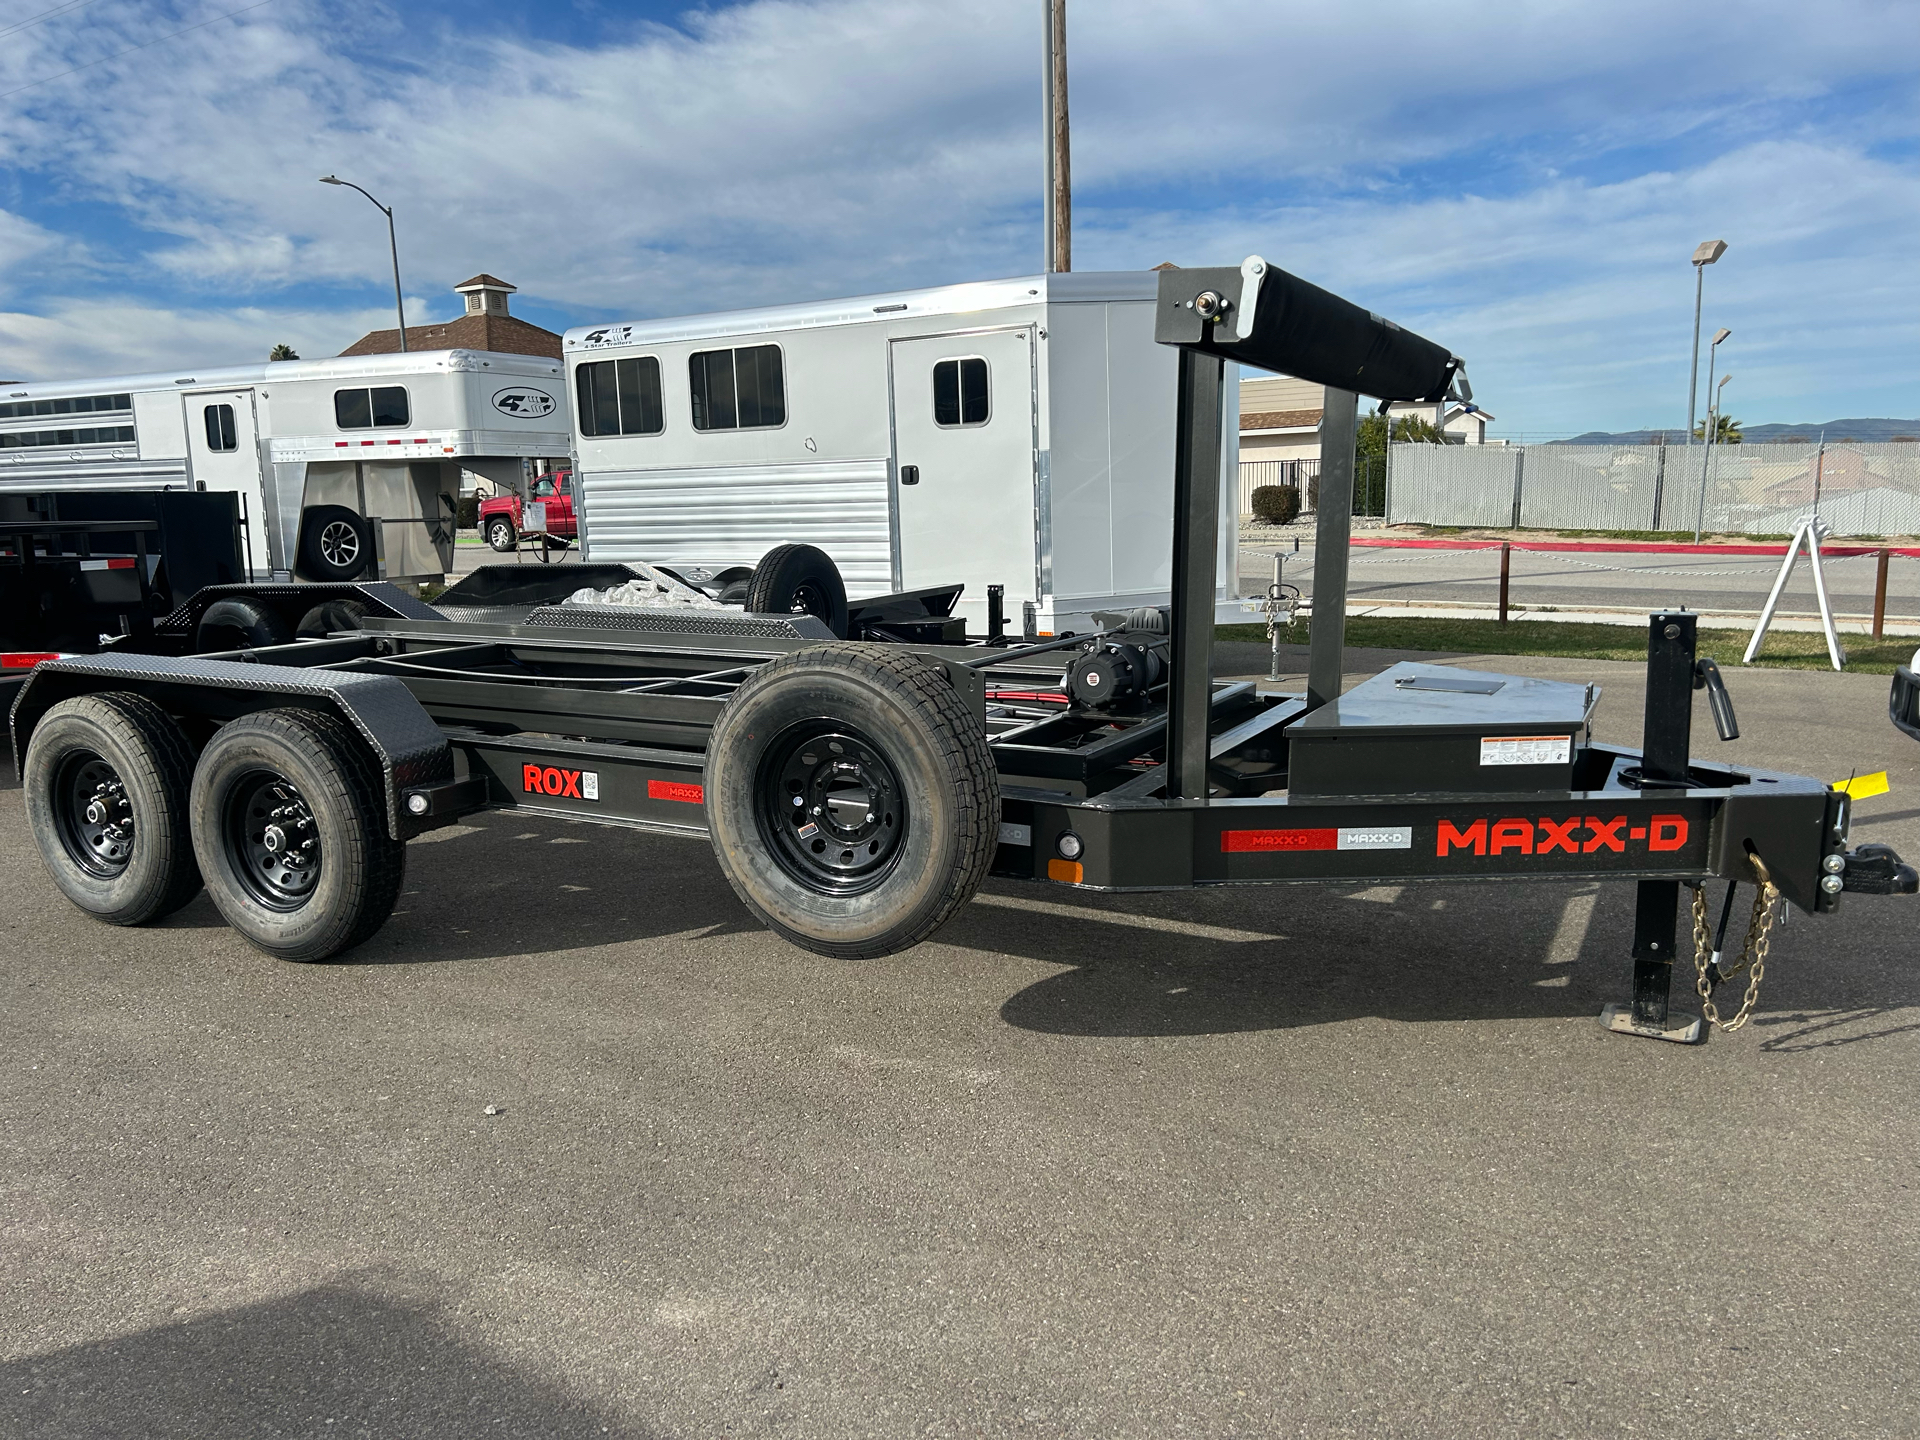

[4,645,1917,1439]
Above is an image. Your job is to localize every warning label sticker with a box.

[1479,735,1571,767]
[1222,826,1414,854]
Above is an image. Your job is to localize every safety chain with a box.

[1691,853,1781,1032]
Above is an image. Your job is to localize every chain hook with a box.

[1693,851,1780,1032]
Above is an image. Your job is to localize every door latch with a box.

[900,465,919,486]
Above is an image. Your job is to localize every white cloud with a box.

[0,295,417,381]
[0,0,1912,430]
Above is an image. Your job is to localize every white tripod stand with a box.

[1744,512,1844,671]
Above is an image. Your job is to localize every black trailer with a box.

[12,261,1914,1043]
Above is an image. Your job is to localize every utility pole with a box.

[1042,0,1070,272]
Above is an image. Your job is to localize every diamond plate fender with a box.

[10,652,453,840]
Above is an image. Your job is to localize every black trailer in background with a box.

[2,490,249,646]
[10,259,1915,1045]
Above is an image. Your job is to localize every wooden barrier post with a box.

[1873,546,1890,640]
[1498,541,1512,624]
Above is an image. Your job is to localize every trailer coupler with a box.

[1833,842,1919,896]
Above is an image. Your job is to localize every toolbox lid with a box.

[1291,662,1595,737]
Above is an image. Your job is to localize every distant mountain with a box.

[1557,418,1920,445]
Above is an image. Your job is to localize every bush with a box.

[456,495,480,530]
[1250,484,1301,525]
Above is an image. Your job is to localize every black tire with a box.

[189,708,405,962]
[23,692,203,926]
[296,599,369,638]
[299,506,371,581]
[704,644,998,958]
[747,544,849,638]
[485,516,516,552]
[195,597,293,653]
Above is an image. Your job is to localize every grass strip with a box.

[1217,616,1916,674]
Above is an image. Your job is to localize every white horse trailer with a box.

[0,350,569,582]
[563,272,1243,633]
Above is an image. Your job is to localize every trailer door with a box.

[183,390,266,576]
[889,328,1037,605]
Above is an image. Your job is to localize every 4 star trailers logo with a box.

[1220,814,1691,858]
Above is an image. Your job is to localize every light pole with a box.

[1693,331,1731,542]
[1685,239,1727,450]
[320,174,408,352]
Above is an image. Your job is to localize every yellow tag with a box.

[1833,771,1890,800]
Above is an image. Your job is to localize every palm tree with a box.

[268,343,300,361]
[1693,414,1741,444]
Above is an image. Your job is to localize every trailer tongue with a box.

[12,259,1913,1045]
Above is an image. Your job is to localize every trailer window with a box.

[203,404,237,452]
[575,357,664,437]
[0,393,131,420]
[689,345,784,431]
[334,386,410,429]
[0,426,136,449]
[932,357,989,427]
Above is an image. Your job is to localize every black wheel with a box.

[747,544,849,638]
[704,644,998,958]
[23,692,203,925]
[299,506,371,581]
[190,708,405,961]
[194,597,294,653]
[486,516,517,552]
[296,599,368,638]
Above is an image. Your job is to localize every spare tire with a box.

[299,506,371,582]
[704,643,998,958]
[195,597,293,653]
[746,544,848,639]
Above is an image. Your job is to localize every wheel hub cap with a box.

[761,728,905,894]
[320,522,360,566]
[227,775,321,909]
[58,756,134,878]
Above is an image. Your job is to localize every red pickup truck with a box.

[479,472,576,551]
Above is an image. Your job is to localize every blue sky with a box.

[0,0,1915,436]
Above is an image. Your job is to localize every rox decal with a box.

[1436,814,1688,856]
[522,764,599,801]
[518,766,704,805]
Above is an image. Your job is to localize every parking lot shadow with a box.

[961,879,1920,1039]
[324,814,761,965]
[0,1277,653,1439]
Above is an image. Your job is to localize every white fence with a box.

[1386,442,1920,536]
[1238,459,1320,517]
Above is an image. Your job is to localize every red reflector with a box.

[387,439,401,445]
[1221,828,1337,853]
[647,779,704,804]
[2,652,64,669]
[335,441,348,447]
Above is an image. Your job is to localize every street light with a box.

[1693,332,1732,542]
[319,174,409,353]
[1685,239,1728,449]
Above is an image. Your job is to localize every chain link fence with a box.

[1385,442,1920,536]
